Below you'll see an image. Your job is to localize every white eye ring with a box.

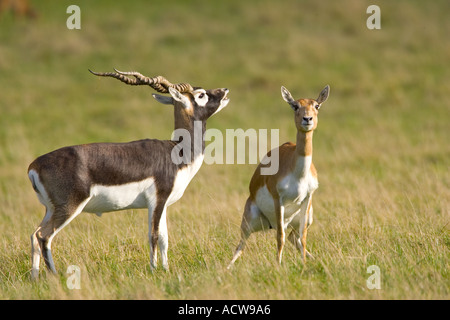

[194,89,208,107]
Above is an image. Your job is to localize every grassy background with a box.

[0,0,448,299]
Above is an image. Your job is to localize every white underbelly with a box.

[83,177,157,214]
[83,155,204,215]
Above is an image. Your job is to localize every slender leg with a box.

[287,229,314,260]
[307,203,313,228]
[287,194,314,261]
[228,199,252,269]
[149,199,167,271]
[35,201,86,276]
[300,198,313,261]
[148,207,157,271]
[31,208,53,280]
[158,206,169,271]
[228,198,269,269]
[275,197,285,264]
[31,227,42,280]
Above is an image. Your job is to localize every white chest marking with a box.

[167,155,204,206]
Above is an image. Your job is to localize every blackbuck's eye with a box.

[194,90,209,107]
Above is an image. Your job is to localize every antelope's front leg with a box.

[296,194,314,261]
[301,195,314,261]
[288,193,315,261]
[149,199,170,271]
[158,206,169,271]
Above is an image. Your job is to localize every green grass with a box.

[0,0,448,299]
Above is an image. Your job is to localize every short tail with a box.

[28,170,41,194]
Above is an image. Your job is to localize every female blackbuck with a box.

[28,69,229,279]
[228,85,329,268]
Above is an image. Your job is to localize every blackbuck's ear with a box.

[317,85,330,106]
[152,94,174,105]
[281,86,299,111]
[168,87,192,109]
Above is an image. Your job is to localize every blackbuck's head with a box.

[89,69,229,126]
[153,87,230,123]
[281,85,330,132]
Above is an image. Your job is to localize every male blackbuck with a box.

[228,85,329,268]
[28,69,230,279]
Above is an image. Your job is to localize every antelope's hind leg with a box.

[31,208,53,280]
[228,198,270,269]
[31,199,89,279]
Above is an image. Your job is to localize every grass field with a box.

[0,0,448,299]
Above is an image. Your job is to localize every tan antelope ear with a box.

[281,86,299,111]
[317,85,330,105]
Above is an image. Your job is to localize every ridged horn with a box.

[88,68,194,93]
